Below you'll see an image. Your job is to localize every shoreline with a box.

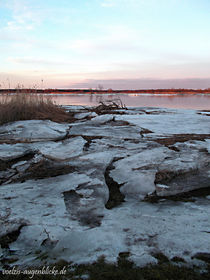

[1,89,210,95]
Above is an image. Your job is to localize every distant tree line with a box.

[0,88,210,94]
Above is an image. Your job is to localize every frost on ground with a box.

[0,107,210,269]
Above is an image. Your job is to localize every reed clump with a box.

[0,90,74,125]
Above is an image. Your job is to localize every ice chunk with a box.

[0,120,69,142]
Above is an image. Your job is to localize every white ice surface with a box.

[37,136,86,160]
[0,120,69,142]
[1,185,210,268]
[115,110,210,137]
[0,108,210,269]
[75,112,97,119]
[69,124,142,140]
[0,143,32,160]
[110,147,171,198]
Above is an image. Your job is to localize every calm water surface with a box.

[51,93,210,110]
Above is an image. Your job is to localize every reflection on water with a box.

[0,93,209,110]
[51,94,210,110]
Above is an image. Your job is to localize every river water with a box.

[1,93,210,110]
[50,93,210,110]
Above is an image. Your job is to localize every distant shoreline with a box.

[0,88,210,95]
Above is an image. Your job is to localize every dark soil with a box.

[0,224,26,249]
[0,153,35,172]
[82,135,103,151]
[154,134,210,146]
[144,186,210,203]
[192,253,210,263]
[104,160,125,209]
[13,159,76,182]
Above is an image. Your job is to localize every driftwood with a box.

[92,97,127,115]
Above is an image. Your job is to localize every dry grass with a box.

[0,91,74,125]
[1,256,210,280]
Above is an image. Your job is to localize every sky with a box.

[0,0,210,89]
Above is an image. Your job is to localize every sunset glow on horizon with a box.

[1,0,210,89]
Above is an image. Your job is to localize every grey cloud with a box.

[70,78,210,89]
